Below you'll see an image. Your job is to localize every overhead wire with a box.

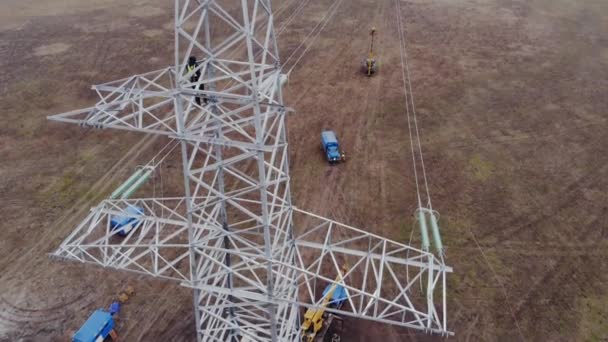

[276,0,314,36]
[149,140,176,166]
[283,0,345,75]
[133,0,311,173]
[395,0,447,263]
[394,0,433,211]
[132,0,342,182]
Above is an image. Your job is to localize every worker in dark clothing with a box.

[187,56,205,105]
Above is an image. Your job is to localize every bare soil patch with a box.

[33,43,72,57]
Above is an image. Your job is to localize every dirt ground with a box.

[1,0,608,341]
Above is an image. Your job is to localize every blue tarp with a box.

[322,283,348,307]
[110,205,144,236]
[73,309,114,342]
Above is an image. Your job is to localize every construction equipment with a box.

[117,286,135,304]
[72,286,134,342]
[72,309,117,342]
[362,27,378,76]
[320,130,346,164]
[301,266,348,342]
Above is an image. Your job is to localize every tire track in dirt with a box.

[281,3,354,217]
[0,132,154,336]
[432,118,608,151]
[0,133,158,278]
[445,140,608,337]
[467,225,528,341]
[1,293,87,313]
[509,211,603,319]
[0,1,358,340]
[289,0,390,222]
[463,152,607,339]
[0,0,460,338]
[476,160,607,246]
[460,233,608,255]
[0,296,94,326]
[467,155,607,337]
[325,0,425,340]
[339,0,391,228]
[280,2,399,338]
[0,0,307,280]
[0,1,315,334]
[128,285,192,341]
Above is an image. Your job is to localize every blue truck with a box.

[72,286,135,342]
[73,297,125,342]
[110,205,144,236]
[72,309,116,342]
[320,130,345,164]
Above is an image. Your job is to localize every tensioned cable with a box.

[394,0,432,210]
[76,1,317,204]
[152,0,341,163]
[284,0,344,74]
[221,0,317,89]
[276,0,314,36]
[274,0,296,19]
[149,139,180,168]
[144,0,314,161]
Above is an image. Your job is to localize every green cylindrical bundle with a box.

[110,168,144,199]
[120,169,153,199]
[418,209,430,251]
[429,211,443,254]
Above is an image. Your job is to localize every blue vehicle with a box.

[110,205,144,236]
[108,302,121,316]
[322,283,348,309]
[72,309,116,342]
[320,130,345,163]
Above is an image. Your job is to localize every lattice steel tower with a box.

[49,1,452,341]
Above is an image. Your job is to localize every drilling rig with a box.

[362,27,378,76]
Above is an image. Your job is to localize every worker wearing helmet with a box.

[187,56,205,105]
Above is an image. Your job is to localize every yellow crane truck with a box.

[301,266,349,342]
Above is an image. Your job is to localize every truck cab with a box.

[321,131,344,163]
[110,205,144,236]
